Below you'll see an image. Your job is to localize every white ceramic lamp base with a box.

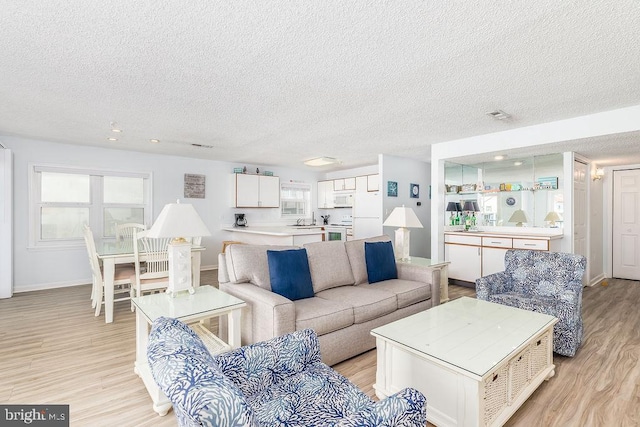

[167,241,195,298]
[395,227,411,261]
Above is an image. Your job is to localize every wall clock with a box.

[506,197,516,206]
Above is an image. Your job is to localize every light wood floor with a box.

[1,274,638,426]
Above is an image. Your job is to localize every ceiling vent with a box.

[486,110,511,120]
[165,140,214,149]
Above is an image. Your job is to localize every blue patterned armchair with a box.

[147,317,426,427]
[475,249,587,357]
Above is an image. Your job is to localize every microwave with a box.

[333,192,354,207]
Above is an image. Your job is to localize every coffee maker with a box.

[234,213,247,227]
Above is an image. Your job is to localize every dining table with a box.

[96,241,205,323]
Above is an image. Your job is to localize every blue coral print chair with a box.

[475,249,587,357]
[147,316,426,427]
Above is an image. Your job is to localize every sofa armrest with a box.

[396,263,441,306]
[219,282,296,344]
[475,271,510,300]
[336,387,427,427]
[214,329,321,396]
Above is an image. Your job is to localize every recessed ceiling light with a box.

[150,139,160,143]
[486,110,511,120]
[107,137,118,141]
[304,157,338,167]
[110,121,122,133]
[514,161,523,166]
[494,155,506,161]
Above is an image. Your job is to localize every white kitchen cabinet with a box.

[232,174,280,208]
[445,239,482,283]
[367,174,379,192]
[317,180,335,209]
[356,176,368,193]
[445,231,562,283]
[481,236,512,276]
[333,177,356,191]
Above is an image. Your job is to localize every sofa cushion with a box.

[345,235,392,285]
[303,241,355,293]
[294,297,355,335]
[365,241,397,283]
[316,286,397,324]
[358,279,431,308]
[267,249,315,301]
[225,244,298,291]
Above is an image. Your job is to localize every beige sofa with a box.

[217,236,440,366]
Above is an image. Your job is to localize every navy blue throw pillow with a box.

[365,241,398,284]
[267,249,315,301]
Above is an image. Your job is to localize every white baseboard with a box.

[588,273,606,287]
[14,266,220,294]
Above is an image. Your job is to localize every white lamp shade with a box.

[146,201,211,239]
[508,209,529,225]
[383,206,423,228]
[544,211,562,222]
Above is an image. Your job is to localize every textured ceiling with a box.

[1,1,639,170]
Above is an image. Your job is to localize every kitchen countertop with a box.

[222,226,324,236]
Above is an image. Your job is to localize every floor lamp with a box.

[146,200,211,297]
[383,205,423,260]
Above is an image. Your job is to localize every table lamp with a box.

[146,200,211,297]
[508,209,529,227]
[383,205,423,260]
[544,211,562,227]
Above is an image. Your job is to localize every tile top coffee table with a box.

[132,285,246,416]
[371,297,557,427]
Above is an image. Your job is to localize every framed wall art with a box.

[410,183,419,198]
[184,174,206,198]
[387,181,398,197]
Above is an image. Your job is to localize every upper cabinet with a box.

[317,180,335,209]
[232,174,280,208]
[356,174,379,192]
[444,154,563,228]
[333,177,356,191]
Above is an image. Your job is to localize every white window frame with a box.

[29,164,152,249]
[280,182,312,219]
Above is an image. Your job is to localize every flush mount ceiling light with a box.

[304,157,338,167]
[150,139,160,143]
[494,155,506,161]
[514,161,523,166]
[107,137,118,141]
[486,109,511,120]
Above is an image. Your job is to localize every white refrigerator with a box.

[353,191,383,239]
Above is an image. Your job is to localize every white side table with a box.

[131,285,246,416]
[397,257,450,303]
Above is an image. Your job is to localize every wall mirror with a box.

[444,153,564,228]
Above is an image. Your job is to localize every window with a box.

[280,182,311,218]
[30,165,151,247]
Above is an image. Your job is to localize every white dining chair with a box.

[83,224,135,316]
[131,229,172,310]
[115,222,146,249]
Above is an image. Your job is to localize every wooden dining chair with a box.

[131,229,172,310]
[83,224,135,316]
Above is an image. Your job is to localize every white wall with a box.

[0,149,12,298]
[381,154,431,258]
[3,136,321,292]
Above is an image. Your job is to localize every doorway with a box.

[613,169,640,280]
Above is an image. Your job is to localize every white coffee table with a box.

[132,285,246,416]
[371,297,557,427]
